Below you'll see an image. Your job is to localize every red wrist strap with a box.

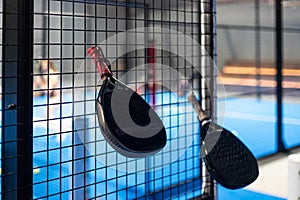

[87,46,112,79]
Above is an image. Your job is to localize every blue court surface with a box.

[218,186,285,200]
[0,92,299,199]
[219,97,300,158]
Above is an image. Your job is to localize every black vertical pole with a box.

[255,0,261,100]
[2,0,34,199]
[275,0,287,152]
[210,0,217,197]
[199,0,215,198]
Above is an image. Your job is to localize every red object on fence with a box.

[148,43,156,106]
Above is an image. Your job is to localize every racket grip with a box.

[87,46,112,78]
[187,92,208,122]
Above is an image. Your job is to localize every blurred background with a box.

[216,1,300,198]
[0,0,299,199]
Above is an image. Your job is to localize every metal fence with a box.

[1,0,216,199]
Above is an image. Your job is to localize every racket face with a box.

[201,122,259,189]
[96,76,167,158]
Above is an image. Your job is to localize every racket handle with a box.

[87,46,112,79]
[187,92,209,123]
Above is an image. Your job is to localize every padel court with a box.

[1,0,300,200]
[1,93,299,199]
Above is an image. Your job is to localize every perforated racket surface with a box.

[201,122,259,189]
[188,93,258,189]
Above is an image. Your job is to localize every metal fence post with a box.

[2,0,34,199]
[275,0,287,153]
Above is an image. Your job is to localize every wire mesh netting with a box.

[12,0,217,199]
[3,0,300,199]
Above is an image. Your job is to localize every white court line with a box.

[222,111,300,126]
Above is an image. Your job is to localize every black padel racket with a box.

[88,46,166,158]
[187,93,259,190]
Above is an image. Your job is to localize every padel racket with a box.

[187,92,259,189]
[88,46,166,158]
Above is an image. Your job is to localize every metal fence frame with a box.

[1,0,218,199]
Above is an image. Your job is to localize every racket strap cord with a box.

[87,46,113,79]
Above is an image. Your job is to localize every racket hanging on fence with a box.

[187,92,259,190]
[88,46,166,158]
